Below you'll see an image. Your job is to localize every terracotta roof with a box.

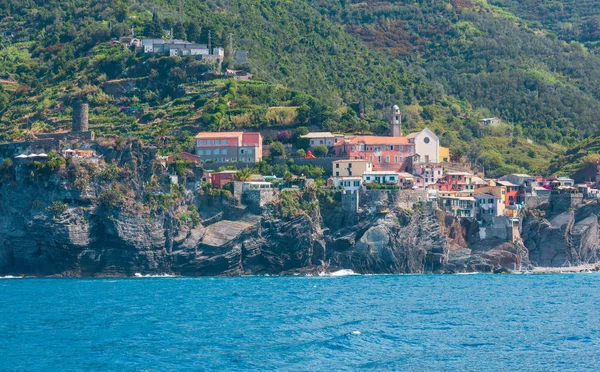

[195,132,244,139]
[346,136,410,145]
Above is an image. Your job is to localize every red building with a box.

[211,170,237,189]
[497,180,520,206]
[167,152,202,164]
[435,172,474,193]
[334,136,415,172]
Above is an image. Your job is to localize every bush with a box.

[296,149,306,158]
[313,144,328,157]
[46,201,68,215]
[269,141,285,157]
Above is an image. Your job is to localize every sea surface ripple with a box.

[1,274,600,371]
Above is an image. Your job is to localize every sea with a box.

[1,273,600,371]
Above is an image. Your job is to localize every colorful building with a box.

[211,170,237,189]
[496,181,520,206]
[332,159,373,178]
[332,176,363,193]
[195,132,262,165]
[439,147,450,162]
[335,136,415,172]
[439,196,477,218]
[411,163,444,188]
[475,193,505,222]
[435,172,474,193]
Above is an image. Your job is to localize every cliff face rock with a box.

[521,203,600,267]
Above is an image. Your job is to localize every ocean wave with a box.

[133,273,178,278]
[320,269,360,277]
[0,275,23,279]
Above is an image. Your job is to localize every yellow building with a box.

[440,147,450,162]
[474,185,507,216]
[332,159,373,177]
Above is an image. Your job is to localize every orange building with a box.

[334,136,415,172]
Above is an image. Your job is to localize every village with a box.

[3,101,600,244]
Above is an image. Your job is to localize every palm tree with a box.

[233,168,253,181]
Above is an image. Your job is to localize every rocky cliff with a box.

[0,141,599,276]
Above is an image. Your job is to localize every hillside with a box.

[3,0,600,176]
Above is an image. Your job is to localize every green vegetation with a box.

[1,0,600,178]
[46,201,68,215]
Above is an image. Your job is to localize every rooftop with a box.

[300,132,336,139]
[332,159,372,163]
[346,136,410,145]
[363,171,401,175]
[195,131,244,139]
[445,171,472,176]
[497,180,519,187]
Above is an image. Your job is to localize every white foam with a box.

[133,273,178,278]
[351,331,361,335]
[0,275,23,279]
[320,269,359,277]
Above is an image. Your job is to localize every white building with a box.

[300,132,345,148]
[332,176,363,193]
[362,171,400,185]
[407,128,440,163]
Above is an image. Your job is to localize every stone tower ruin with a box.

[72,103,89,132]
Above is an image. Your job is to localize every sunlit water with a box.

[1,274,599,370]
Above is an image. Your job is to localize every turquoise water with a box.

[1,274,600,371]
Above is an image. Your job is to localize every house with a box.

[406,128,440,163]
[225,69,253,80]
[439,196,476,218]
[498,174,537,204]
[435,172,474,193]
[211,170,237,189]
[411,163,444,188]
[335,136,415,172]
[479,117,501,127]
[440,147,450,162]
[471,176,489,189]
[332,159,372,178]
[300,132,345,148]
[546,176,575,189]
[167,152,202,164]
[397,172,417,189]
[475,193,505,223]
[332,176,363,193]
[362,171,400,185]
[475,185,507,206]
[496,181,520,206]
[195,132,262,165]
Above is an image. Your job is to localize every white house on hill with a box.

[407,128,440,163]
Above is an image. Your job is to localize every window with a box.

[247,149,253,154]
[197,140,205,146]
[386,156,390,163]
[366,176,371,181]
[222,140,228,145]
[489,199,493,203]
[214,148,219,155]
[399,145,404,151]
[349,163,352,168]
[231,157,236,162]
[354,181,360,187]
[349,171,352,176]
[370,156,373,162]
[424,137,430,144]
[336,172,339,177]
[425,178,429,183]
[206,150,212,155]
[198,150,204,155]
[222,149,228,155]
[240,149,245,154]
[214,140,220,145]
[206,140,212,145]
[395,156,398,163]
[452,176,456,180]
[336,163,340,168]
[458,176,462,180]
[389,177,395,181]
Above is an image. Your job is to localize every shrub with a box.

[313,144,328,157]
[269,141,285,157]
[46,201,68,215]
[296,149,306,158]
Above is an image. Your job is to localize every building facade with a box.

[406,128,440,164]
[300,132,344,148]
[335,136,415,172]
[435,172,474,192]
[195,132,262,165]
[362,171,400,185]
[332,159,373,178]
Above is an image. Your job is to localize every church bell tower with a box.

[390,104,402,137]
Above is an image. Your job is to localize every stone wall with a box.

[361,189,428,211]
[524,195,550,210]
[550,193,584,213]
[242,189,278,207]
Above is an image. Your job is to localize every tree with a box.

[313,144,328,157]
[173,22,186,40]
[296,149,306,158]
[233,168,253,181]
[145,12,163,38]
[269,141,285,157]
[186,22,201,43]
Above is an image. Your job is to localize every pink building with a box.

[411,163,444,189]
[195,132,262,165]
[334,136,415,172]
[211,170,237,189]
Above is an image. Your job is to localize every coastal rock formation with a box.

[0,142,599,276]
